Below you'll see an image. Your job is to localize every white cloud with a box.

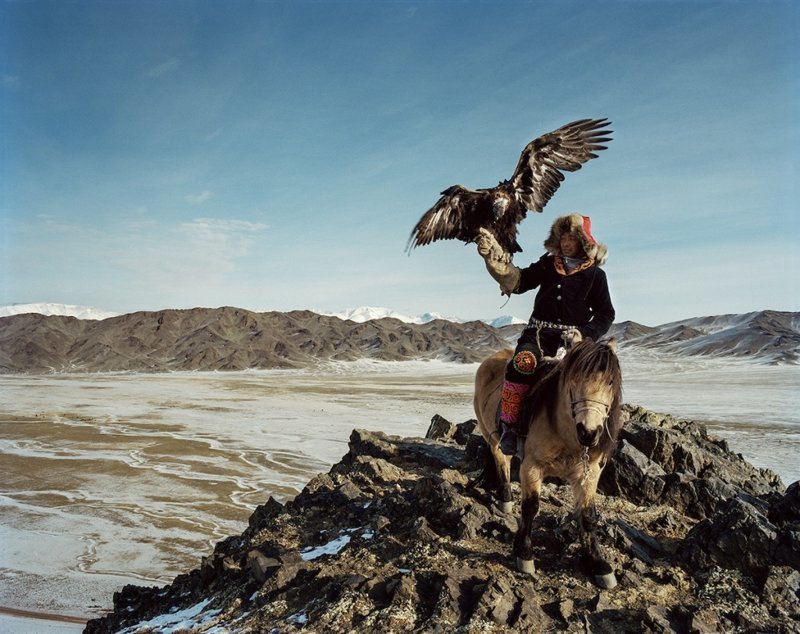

[77,217,271,309]
[185,191,214,205]
[179,218,267,264]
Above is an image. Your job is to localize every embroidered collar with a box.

[555,255,594,276]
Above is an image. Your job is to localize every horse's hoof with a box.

[516,557,535,576]
[500,500,513,514]
[594,571,617,589]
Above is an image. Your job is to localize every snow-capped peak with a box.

[0,303,119,321]
[313,306,523,327]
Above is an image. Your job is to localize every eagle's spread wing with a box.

[406,185,492,250]
[511,118,612,215]
[407,118,612,254]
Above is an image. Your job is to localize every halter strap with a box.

[570,397,610,419]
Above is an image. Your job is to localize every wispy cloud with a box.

[104,217,270,307]
[185,191,214,205]
[179,218,267,266]
[147,57,180,78]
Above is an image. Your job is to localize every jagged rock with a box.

[660,472,739,520]
[600,439,667,504]
[612,518,664,564]
[426,414,479,447]
[600,406,784,520]
[689,608,726,633]
[760,566,800,616]
[684,494,798,577]
[246,495,284,534]
[770,481,800,524]
[246,549,281,583]
[85,411,799,634]
[426,414,458,441]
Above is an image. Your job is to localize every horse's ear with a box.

[606,337,618,353]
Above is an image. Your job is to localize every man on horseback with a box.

[477,213,615,456]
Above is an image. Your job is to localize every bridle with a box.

[570,397,610,422]
[570,395,612,486]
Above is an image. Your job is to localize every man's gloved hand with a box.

[563,328,583,348]
[476,228,519,295]
[476,228,509,263]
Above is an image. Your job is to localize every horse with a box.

[473,337,623,588]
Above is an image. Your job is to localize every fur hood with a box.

[543,213,608,265]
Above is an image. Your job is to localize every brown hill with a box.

[610,310,800,364]
[0,307,510,373]
[1,308,798,373]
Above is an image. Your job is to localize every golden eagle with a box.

[407,118,612,254]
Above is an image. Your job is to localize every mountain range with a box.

[0,306,796,373]
[0,302,524,328]
[607,311,799,363]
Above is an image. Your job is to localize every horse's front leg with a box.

[572,469,617,589]
[513,460,542,575]
[488,440,514,514]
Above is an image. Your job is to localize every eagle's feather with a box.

[407,118,612,255]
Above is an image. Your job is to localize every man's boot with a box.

[499,422,518,456]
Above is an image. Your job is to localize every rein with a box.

[580,446,590,486]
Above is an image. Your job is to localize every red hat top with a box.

[582,215,597,245]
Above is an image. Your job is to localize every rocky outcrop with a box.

[600,405,783,519]
[84,407,798,634]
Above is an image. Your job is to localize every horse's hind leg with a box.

[572,476,617,589]
[513,462,542,576]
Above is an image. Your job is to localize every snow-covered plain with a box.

[0,351,797,631]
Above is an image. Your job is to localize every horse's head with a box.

[560,338,622,449]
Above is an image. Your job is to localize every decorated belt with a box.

[527,318,577,331]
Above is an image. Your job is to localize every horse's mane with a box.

[534,338,623,459]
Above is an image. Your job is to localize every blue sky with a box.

[1,0,798,326]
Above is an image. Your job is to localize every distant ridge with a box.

[0,306,796,372]
[607,310,799,364]
[0,307,512,373]
[0,303,525,329]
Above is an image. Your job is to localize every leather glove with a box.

[476,228,520,295]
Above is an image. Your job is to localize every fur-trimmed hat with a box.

[543,213,608,265]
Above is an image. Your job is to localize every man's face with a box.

[560,234,583,258]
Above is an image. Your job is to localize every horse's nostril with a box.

[577,424,599,446]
